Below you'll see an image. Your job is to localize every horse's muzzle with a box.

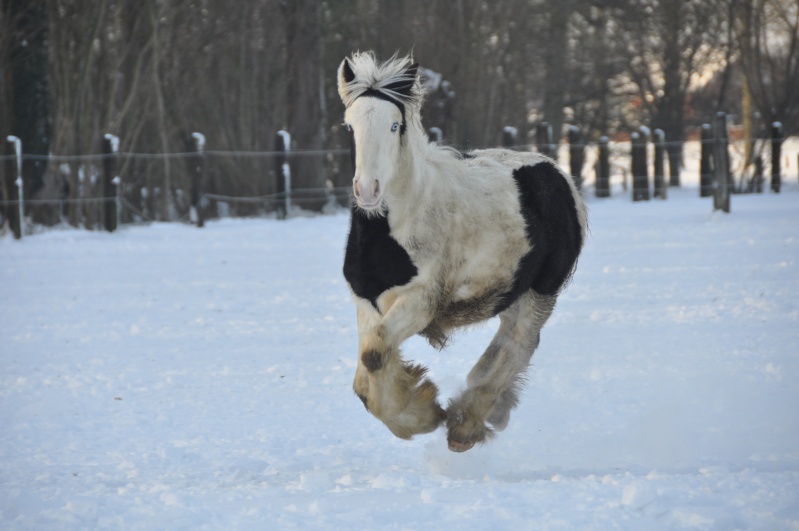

[353,177,382,210]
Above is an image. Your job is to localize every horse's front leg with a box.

[352,287,445,439]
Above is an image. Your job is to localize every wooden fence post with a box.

[189,132,206,228]
[712,112,730,213]
[1,141,12,235]
[102,134,119,232]
[502,126,518,149]
[771,121,782,193]
[568,126,584,190]
[631,127,650,201]
[754,156,764,193]
[653,128,667,199]
[275,130,291,219]
[596,135,610,197]
[6,135,23,239]
[667,142,681,188]
[536,122,553,159]
[700,124,713,197]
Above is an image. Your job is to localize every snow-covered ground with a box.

[2,180,798,529]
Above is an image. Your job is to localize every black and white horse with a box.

[339,52,587,452]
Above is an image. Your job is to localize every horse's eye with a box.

[343,123,352,133]
[391,122,399,133]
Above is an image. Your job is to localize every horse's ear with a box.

[385,62,420,98]
[339,58,356,85]
[406,62,419,81]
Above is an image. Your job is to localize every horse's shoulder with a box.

[343,208,418,308]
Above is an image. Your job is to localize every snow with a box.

[104,134,120,154]
[2,182,799,529]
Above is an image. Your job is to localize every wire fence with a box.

[1,133,798,239]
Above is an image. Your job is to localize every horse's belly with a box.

[450,236,528,302]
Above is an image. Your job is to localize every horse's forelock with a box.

[339,52,422,111]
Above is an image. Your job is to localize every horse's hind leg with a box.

[446,290,556,452]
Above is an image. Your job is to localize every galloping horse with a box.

[339,52,587,452]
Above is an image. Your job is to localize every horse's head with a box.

[338,52,421,213]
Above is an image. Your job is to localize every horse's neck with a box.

[388,133,433,206]
[386,130,454,234]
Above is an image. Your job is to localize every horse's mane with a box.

[338,51,423,111]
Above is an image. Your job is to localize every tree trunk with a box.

[282,0,326,212]
[3,1,50,201]
[656,2,684,187]
[542,3,571,146]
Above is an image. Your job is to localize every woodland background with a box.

[1,0,798,224]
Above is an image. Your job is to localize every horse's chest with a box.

[343,210,418,308]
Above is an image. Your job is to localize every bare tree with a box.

[614,0,726,185]
[736,0,799,136]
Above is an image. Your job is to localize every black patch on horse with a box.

[343,208,418,310]
[494,161,583,314]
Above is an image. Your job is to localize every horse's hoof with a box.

[447,437,476,453]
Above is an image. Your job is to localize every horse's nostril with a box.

[353,179,361,198]
[373,179,380,196]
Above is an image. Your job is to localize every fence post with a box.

[102,134,119,232]
[596,135,610,197]
[712,112,730,213]
[536,122,553,159]
[6,135,23,239]
[700,124,713,197]
[667,141,681,188]
[502,126,518,150]
[631,127,650,201]
[653,128,667,199]
[771,121,782,193]
[568,126,584,190]
[275,130,291,220]
[754,156,764,193]
[190,132,206,228]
